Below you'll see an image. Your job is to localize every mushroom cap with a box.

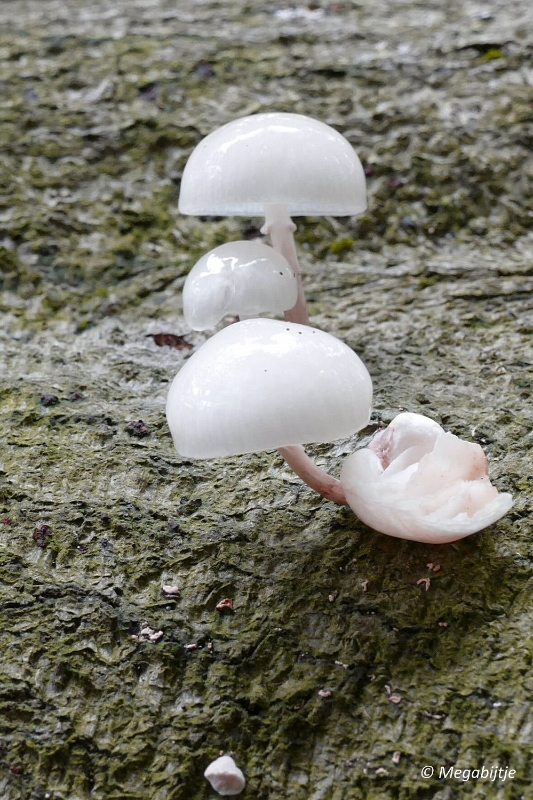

[340,412,513,543]
[166,318,372,458]
[178,112,366,217]
[183,240,298,330]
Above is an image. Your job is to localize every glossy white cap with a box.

[166,318,372,458]
[340,412,513,543]
[183,240,297,330]
[179,112,366,217]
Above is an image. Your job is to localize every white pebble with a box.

[162,584,180,595]
[204,755,245,796]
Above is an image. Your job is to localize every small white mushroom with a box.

[182,240,297,330]
[340,412,513,543]
[204,755,245,796]
[179,112,366,325]
[166,318,372,504]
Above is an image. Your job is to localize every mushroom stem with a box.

[277,444,348,505]
[261,203,309,325]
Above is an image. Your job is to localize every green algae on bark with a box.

[1,0,533,798]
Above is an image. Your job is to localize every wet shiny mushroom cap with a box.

[178,112,366,217]
[182,240,297,330]
[166,318,372,459]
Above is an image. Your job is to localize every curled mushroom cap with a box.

[166,318,372,459]
[183,240,297,330]
[178,112,366,217]
[340,412,513,544]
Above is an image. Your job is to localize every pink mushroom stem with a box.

[261,203,310,326]
[277,444,348,505]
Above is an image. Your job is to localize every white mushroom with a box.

[182,240,297,330]
[340,412,513,543]
[204,755,245,796]
[166,318,372,503]
[179,112,366,325]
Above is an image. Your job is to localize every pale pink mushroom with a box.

[340,412,513,543]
